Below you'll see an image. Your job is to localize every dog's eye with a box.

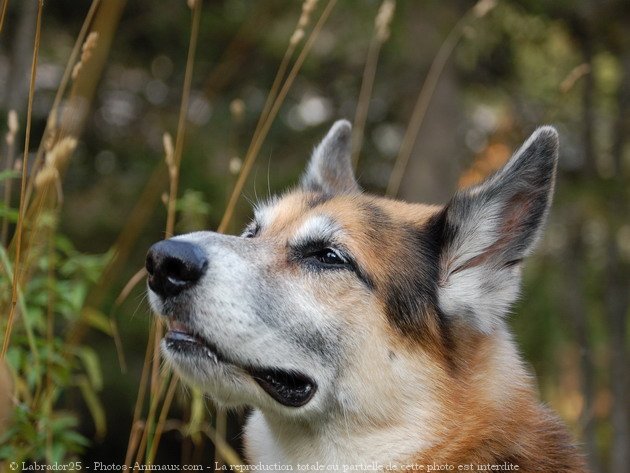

[311,248,348,266]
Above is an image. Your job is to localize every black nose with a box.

[146,239,208,298]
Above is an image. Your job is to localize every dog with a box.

[146,120,587,471]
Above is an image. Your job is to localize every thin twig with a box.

[2,0,43,359]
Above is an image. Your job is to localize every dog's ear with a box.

[437,127,559,333]
[301,119,359,194]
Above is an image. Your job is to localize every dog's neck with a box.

[244,403,439,466]
[244,328,534,467]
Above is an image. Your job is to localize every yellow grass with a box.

[2,0,44,360]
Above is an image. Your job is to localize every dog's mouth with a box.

[164,321,317,408]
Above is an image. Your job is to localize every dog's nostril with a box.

[146,239,208,298]
[163,257,203,283]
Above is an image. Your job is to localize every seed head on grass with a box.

[5,110,18,146]
[375,0,395,42]
[472,0,497,18]
[46,136,77,170]
[71,31,99,80]
[43,112,58,152]
[290,0,319,46]
[163,132,175,177]
[34,136,77,192]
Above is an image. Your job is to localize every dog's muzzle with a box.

[145,239,208,298]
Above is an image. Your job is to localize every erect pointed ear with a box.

[301,120,359,195]
[437,126,559,333]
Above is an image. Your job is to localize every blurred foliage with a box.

[0,205,110,461]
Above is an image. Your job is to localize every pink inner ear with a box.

[451,192,534,275]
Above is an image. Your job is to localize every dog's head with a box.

[147,120,558,422]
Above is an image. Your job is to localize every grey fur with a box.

[301,120,359,195]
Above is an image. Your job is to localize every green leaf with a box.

[185,387,206,437]
[61,430,90,449]
[80,307,113,336]
[76,376,107,440]
[0,205,18,221]
[0,169,19,181]
[77,346,103,391]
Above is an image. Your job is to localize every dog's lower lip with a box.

[164,322,224,363]
[164,321,316,407]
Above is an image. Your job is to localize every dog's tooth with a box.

[205,347,218,363]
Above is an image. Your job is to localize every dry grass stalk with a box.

[146,374,179,463]
[124,420,146,467]
[165,0,201,236]
[0,0,9,33]
[133,370,173,467]
[218,0,337,233]
[2,0,44,360]
[114,267,148,308]
[124,324,155,467]
[201,424,244,466]
[351,0,396,168]
[1,110,19,245]
[375,0,395,42]
[127,1,203,464]
[386,0,496,197]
